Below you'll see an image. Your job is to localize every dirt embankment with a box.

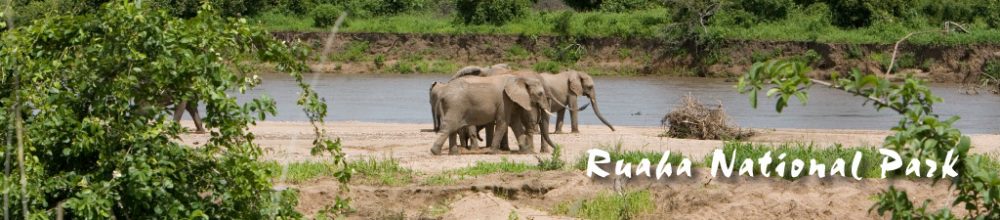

[272,32,1000,83]
[178,121,1000,219]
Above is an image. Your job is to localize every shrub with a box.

[0,2,345,218]
[368,0,426,16]
[311,4,343,27]
[374,54,386,69]
[823,0,916,28]
[455,0,531,25]
[533,61,563,73]
[736,0,794,22]
[562,0,601,11]
[599,0,653,12]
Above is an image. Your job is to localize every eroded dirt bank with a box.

[273,32,1000,83]
[175,121,996,219]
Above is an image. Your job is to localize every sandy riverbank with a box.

[175,121,995,219]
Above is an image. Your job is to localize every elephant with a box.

[450,65,569,152]
[136,93,206,133]
[430,81,482,149]
[541,70,615,133]
[431,74,557,155]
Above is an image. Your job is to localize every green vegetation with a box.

[553,190,655,220]
[350,157,416,186]
[310,3,343,27]
[739,58,998,218]
[425,158,549,185]
[265,161,340,183]
[0,2,346,218]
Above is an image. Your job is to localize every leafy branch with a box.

[738,59,989,218]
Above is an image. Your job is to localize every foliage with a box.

[373,54,386,69]
[311,3,343,27]
[533,61,563,73]
[554,190,654,220]
[145,0,268,17]
[0,2,348,218]
[734,0,793,22]
[599,0,654,12]
[349,157,415,186]
[454,0,531,25]
[738,59,988,218]
[562,0,601,11]
[536,145,566,171]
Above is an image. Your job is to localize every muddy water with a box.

[235,74,1000,134]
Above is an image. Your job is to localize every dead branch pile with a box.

[661,94,753,140]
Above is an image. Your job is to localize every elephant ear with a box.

[568,71,583,96]
[505,78,533,111]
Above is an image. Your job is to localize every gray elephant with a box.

[541,70,614,133]
[452,66,569,152]
[136,94,206,133]
[432,74,556,155]
[430,81,482,149]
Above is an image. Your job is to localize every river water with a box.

[235,73,1000,134]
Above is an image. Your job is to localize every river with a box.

[234,73,1000,134]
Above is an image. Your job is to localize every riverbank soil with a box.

[179,121,999,219]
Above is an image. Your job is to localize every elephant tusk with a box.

[543,108,553,116]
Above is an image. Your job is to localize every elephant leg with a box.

[433,119,461,155]
[173,101,187,122]
[466,126,479,149]
[554,107,566,134]
[186,101,205,133]
[490,121,509,154]
[457,127,468,149]
[569,96,580,133]
[513,121,534,154]
[484,124,493,148]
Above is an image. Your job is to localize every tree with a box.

[0,1,349,218]
[737,59,1000,218]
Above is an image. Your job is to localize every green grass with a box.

[264,158,414,185]
[553,190,655,220]
[705,142,884,179]
[263,161,337,183]
[349,157,415,186]
[424,158,538,185]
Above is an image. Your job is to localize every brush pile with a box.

[661,94,753,140]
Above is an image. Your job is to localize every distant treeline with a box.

[6,0,998,28]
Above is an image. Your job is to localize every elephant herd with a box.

[428,64,615,155]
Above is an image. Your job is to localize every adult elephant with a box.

[430,81,481,149]
[136,93,205,133]
[431,74,557,155]
[451,65,567,152]
[541,70,615,133]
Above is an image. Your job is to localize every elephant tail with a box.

[433,98,443,132]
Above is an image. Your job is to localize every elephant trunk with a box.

[588,95,615,131]
[539,108,558,149]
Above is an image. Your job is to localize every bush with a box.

[599,0,653,12]
[562,0,601,11]
[823,0,916,28]
[146,0,267,17]
[311,4,343,27]
[455,0,531,25]
[736,0,794,22]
